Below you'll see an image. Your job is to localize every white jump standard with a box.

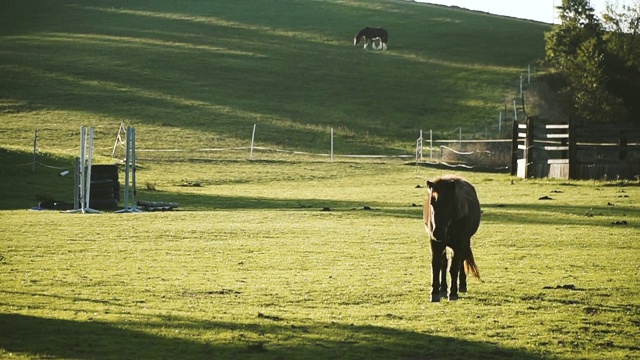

[116,126,143,213]
[68,126,100,214]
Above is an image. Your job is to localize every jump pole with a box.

[131,127,139,209]
[68,126,100,214]
[116,126,142,213]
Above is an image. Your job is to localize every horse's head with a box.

[425,177,461,242]
[354,27,368,46]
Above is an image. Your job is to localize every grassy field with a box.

[0,0,549,159]
[1,1,639,359]
[1,161,639,359]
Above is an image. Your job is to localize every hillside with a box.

[0,0,550,158]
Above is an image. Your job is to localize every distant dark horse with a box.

[424,175,481,302]
[353,26,388,50]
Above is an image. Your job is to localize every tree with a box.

[545,0,604,71]
[567,37,617,122]
[602,0,640,65]
[602,1,640,122]
[544,0,631,123]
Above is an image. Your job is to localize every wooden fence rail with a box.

[511,118,640,180]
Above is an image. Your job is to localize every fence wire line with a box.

[135,146,415,159]
[1,160,68,169]
[439,145,492,156]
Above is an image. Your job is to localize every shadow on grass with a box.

[135,189,638,228]
[0,148,77,210]
[0,313,545,360]
[482,202,638,228]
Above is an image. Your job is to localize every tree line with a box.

[544,0,640,124]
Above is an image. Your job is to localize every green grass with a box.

[2,1,638,359]
[1,162,639,359]
[0,0,549,158]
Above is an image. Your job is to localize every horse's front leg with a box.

[430,241,444,302]
[439,256,448,298]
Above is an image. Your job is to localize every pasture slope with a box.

[1,1,639,359]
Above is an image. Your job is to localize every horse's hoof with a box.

[430,294,441,303]
[459,285,468,293]
[448,293,459,301]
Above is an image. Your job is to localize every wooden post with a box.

[568,118,577,179]
[510,120,518,176]
[619,132,628,161]
[525,117,535,178]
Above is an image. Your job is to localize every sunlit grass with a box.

[1,162,639,359]
[5,3,636,358]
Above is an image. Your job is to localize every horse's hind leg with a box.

[448,253,461,301]
[459,262,468,293]
[381,42,387,51]
[430,242,445,302]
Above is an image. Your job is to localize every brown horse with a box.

[424,175,481,302]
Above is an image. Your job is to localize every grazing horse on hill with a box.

[424,175,481,302]
[353,26,388,50]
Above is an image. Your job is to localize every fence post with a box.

[419,129,423,161]
[525,117,535,178]
[568,118,577,179]
[429,130,433,161]
[619,131,628,161]
[510,120,518,176]
[250,124,256,160]
[330,127,334,163]
[32,130,38,172]
[520,73,523,98]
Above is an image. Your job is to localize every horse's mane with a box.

[423,188,435,239]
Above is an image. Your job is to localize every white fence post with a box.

[429,130,433,161]
[330,127,334,163]
[250,124,256,160]
[32,130,38,172]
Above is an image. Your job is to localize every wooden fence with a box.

[511,118,640,180]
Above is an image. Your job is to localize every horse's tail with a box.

[464,248,481,281]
